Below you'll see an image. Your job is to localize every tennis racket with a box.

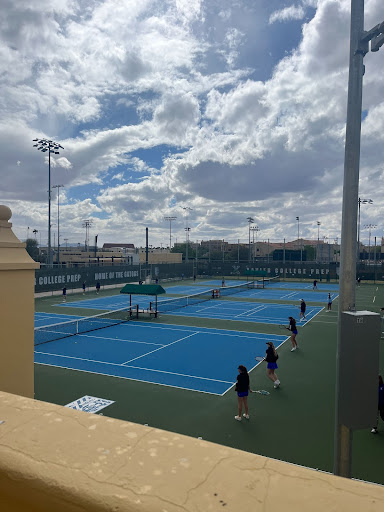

[255,356,265,362]
[279,324,289,330]
[252,390,270,395]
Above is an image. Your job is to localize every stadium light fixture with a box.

[32,138,64,266]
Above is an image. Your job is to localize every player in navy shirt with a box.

[299,299,306,321]
[234,365,251,421]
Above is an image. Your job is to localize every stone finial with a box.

[0,205,12,223]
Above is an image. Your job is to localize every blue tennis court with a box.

[34,321,288,395]
[222,289,338,303]
[35,312,83,327]
[196,279,339,291]
[158,300,323,325]
[57,295,147,311]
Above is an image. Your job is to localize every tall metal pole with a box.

[334,0,365,478]
[247,217,254,262]
[357,198,373,260]
[357,198,361,260]
[296,216,301,262]
[317,221,321,262]
[364,224,376,263]
[53,184,64,265]
[164,216,177,249]
[33,138,64,267]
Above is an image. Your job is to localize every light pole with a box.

[33,229,38,240]
[247,217,254,262]
[52,184,64,265]
[317,221,321,262]
[182,207,193,262]
[33,138,64,266]
[357,198,373,260]
[296,216,302,262]
[250,225,260,262]
[334,3,384,478]
[185,227,191,261]
[82,219,93,252]
[164,216,177,249]
[364,224,377,262]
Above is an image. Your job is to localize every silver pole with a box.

[48,147,52,266]
[334,0,365,478]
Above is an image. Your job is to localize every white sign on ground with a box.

[65,396,115,414]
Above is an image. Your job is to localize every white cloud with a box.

[1,0,384,248]
[269,5,306,24]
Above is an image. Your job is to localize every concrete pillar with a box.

[0,205,39,398]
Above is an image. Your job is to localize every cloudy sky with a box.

[1,0,383,249]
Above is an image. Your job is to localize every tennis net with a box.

[34,305,139,346]
[151,288,213,314]
[219,281,255,297]
[262,276,281,287]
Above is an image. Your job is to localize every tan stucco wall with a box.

[0,391,384,512]
[139,252,182,264]
[0,205,39,398]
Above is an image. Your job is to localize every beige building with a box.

[42,246,139,266]
[138,248,183,264]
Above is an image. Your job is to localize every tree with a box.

[25,238,40,261]
[303,245,316,261]
[170,243,195,260]
[226,246,249,261]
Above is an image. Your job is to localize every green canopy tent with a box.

[120,284,166,317]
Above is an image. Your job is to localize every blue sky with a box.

[1,0,384,248]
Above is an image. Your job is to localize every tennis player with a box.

[313,279,318,290]
[264,342,280,388]
[327,293,332,311]
[234,365,251,420]
[288,316,298,351]
[96,281,101,294]
[82,282,86,295]
[299,299,306,321]
[62,286,67,302]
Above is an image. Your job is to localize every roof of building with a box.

[120,284,166,295]
[103,243,135,249]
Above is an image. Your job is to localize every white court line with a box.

[234,305,266,318]
[35,362,224,396]
[281,292,298,299]
[35,353,233,384]
[78,333,164,346]
[122,332,199,365]
[235,305,267,318]
[311,320,337,324]
[126,320,287,337]
[220,333,291,396]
